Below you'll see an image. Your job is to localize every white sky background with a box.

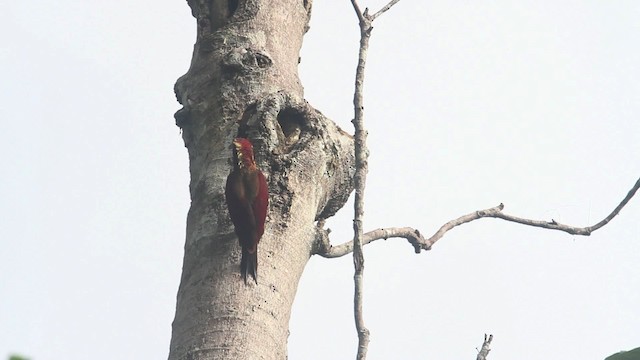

[1,1,638,359]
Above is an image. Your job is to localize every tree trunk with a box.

[168,1,354,359]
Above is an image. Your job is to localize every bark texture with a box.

[169,1,355,359]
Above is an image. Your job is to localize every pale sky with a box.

[1,1,638,360]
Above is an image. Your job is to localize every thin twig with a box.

[371,0,401,20]
[350,0,365,24]
[585,176,640,232]
[476,334,493,360]
[316,177,640,257]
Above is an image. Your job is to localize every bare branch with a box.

[426,204,505,245]
[347,0,404,358]
[371,0,402,21]
[346,2,402,355]
[316,177,640,257]
[429,176,638,245]
[349,0,371,357]
[476,334,493,360]
[349,0,365,25]
[316,227,429,258]
[585,176,640,232]
[351,0,402,24]
[476,176,639,237]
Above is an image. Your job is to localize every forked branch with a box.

[476,334,493,360]
[348,0,402,359]
[317,176,640,258]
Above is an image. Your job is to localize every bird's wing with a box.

[252,170,269,238]
[225,170,257,233]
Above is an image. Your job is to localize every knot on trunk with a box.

[223,47,273,73]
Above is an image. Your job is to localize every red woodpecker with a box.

[225,138,269,284]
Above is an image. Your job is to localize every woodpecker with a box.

[224,138,269,285]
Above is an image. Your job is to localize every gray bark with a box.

[168,1,355,359]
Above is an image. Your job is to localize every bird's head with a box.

[233,138,256,169]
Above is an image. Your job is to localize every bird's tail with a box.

[241,248,258,285]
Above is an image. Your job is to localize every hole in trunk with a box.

[277,109,304,147]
